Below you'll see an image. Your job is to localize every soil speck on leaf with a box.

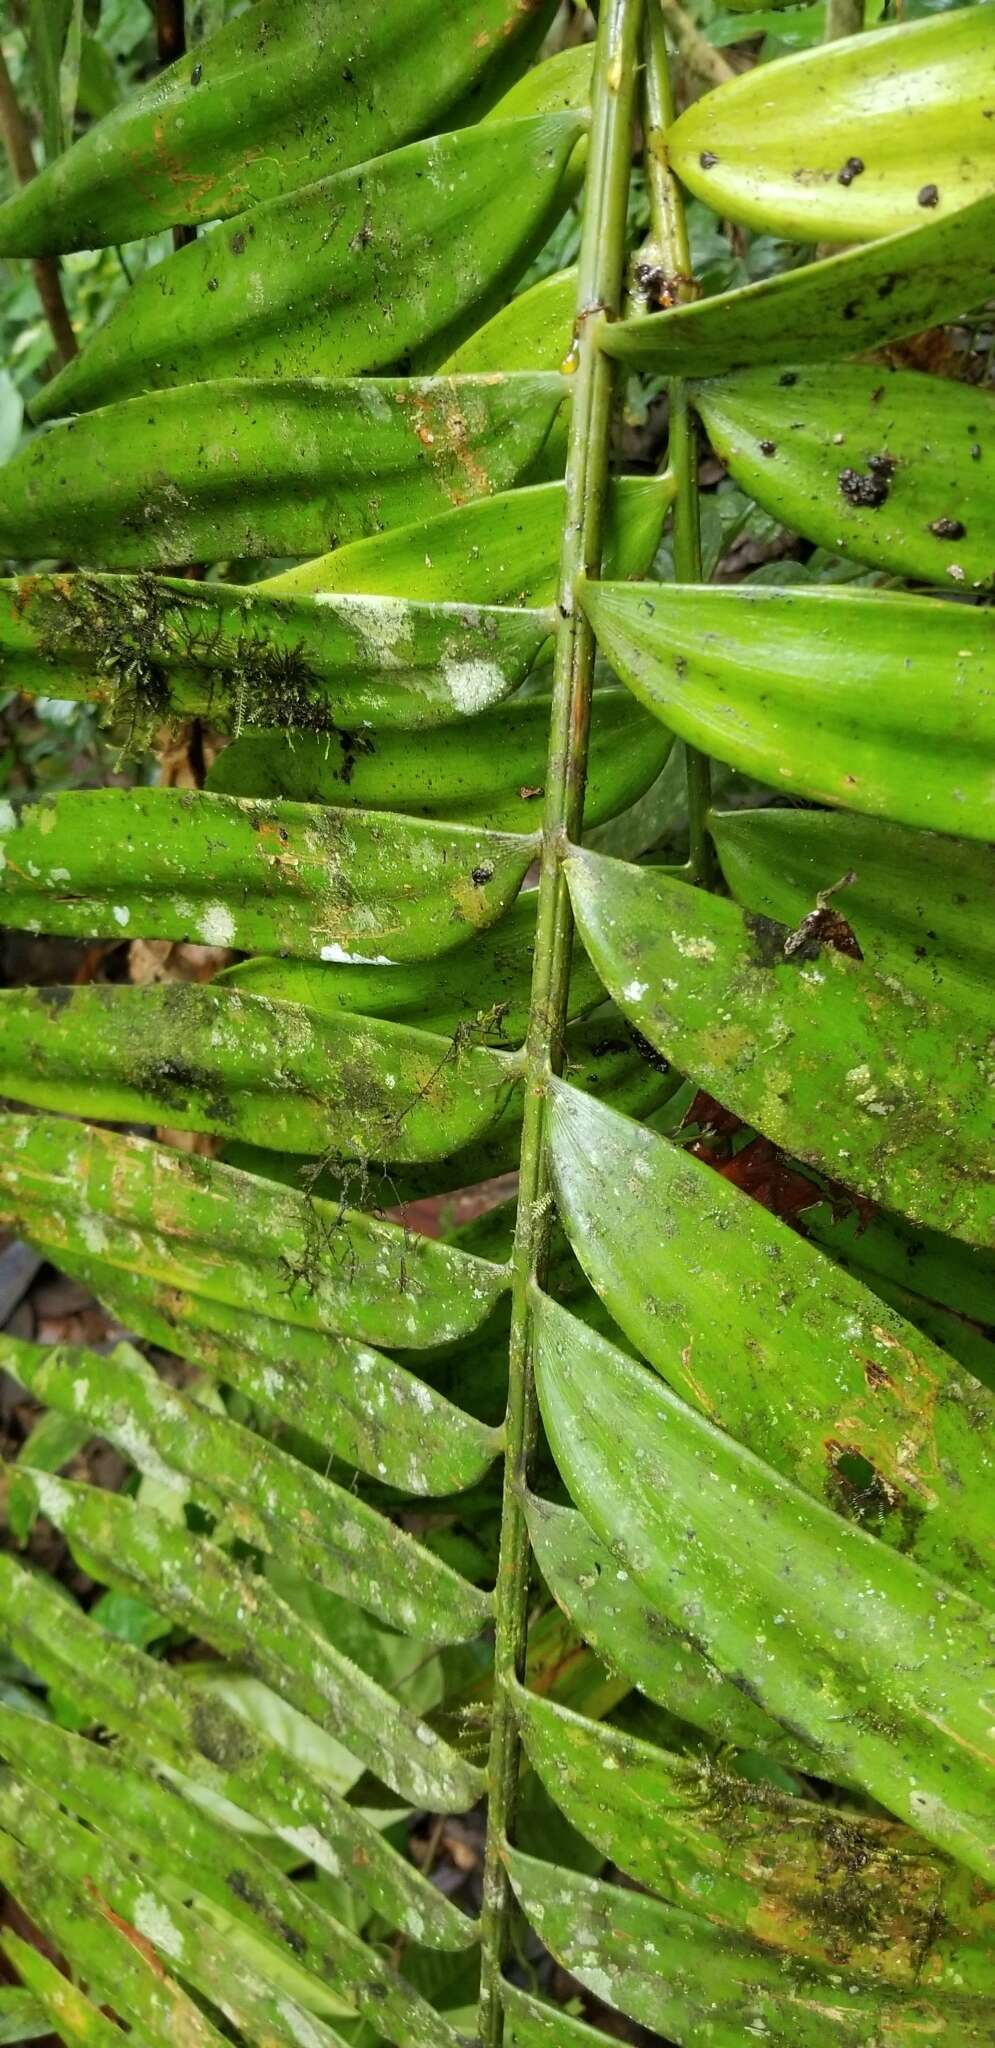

[838,466,890,509]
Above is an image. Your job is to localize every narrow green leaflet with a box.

[0,789,536,962]
[0,984,522,1162]
[209,688,673,833]
[33,116,584,422]
[8,1406,90,1545]
[0,574,549,732]
[0,375,566,566]
[0,1937,123,2048]
[582,581,995,839]
[794,1192,995,1336]
[517,1691,994,1991]
[295,1008,679,1206]
[0,1556,474,1948]
[19,1471,483,1810]
[0,1114,507,1350]
[565,850,995,1248]
[483,44,592,124]
[0,1709,468,2048]
[507,1848,990,2047]
[444,266,576,376]
[694,367,995,589]
[712,808,995,1013]
[0,0,556,251]
[3,1337,491,1644]
[219,891,605,1046]
[34,1247,501,1493]
[503,1989,625,2048]
[524,1493,828,1777]
[502,1988,615,2048]
[548,1079,995,1596]
[438,263,575,472]
[667,6,995,243]
[534,1289,995,1882]
[23,0,74,161]
[0,1828,230,2048]
[264,473,671,609]
[829,1265,995,1397]
[0,1780,354,2048]
[603,193,995,376]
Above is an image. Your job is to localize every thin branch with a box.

[155,0,187,62]
[643,6,713,881]
[658,0,735,89]
[0,44,77,366]
[156,0,196,248]
[825,0,864,38]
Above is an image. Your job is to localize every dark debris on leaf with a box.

[838,466,890,509]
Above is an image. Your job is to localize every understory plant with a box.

[0,0,993,2042]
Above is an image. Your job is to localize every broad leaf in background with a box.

[668,5,995,241]
[711,807,995,1015]
[209,688,672,831]
[0,1114,507,1349]
[603,191,995,375]
[547,1078,995,1595]
[582,581,995,838]
[31,115,584,421]
[565,849,995,1247]
[534,1280,995,1881]
[265,472,672,607]
[0,0,558,251]
[0,574,549,731]
[0,983,524,1161]
[24,0,76,160]
[0,788,537,960]
[694,365,995,587]
[0,374,566,565]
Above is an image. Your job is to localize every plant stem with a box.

[825,0,864,39]
[155,0,187,61]
[643,5,712,882]
[0,46,76,368]
[658,0,735,88]
[156,0,196,248]
[476,3,644,2039]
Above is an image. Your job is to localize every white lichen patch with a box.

[322,592,414,669]
[670,930,717,962]
[78,1212,109,1255]
[198,902,237,947]
[441,655,506,714]
[132,1892,184,1961]
[26,1471,73,1523]
[319,942,392,964]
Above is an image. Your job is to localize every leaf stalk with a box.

[476,2,646,2038]
[643,5,713,883]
